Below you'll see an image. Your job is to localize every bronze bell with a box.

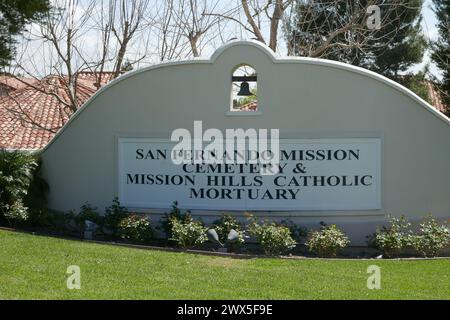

[237,80,253,96]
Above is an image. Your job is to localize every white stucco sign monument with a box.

[41,41,450,244]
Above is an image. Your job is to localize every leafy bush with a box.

[73,204,103,231]
[103,198,128,236]
[0,151,46,226]
[212,215,245,250]
[27,208,76,232]
[368,216,413,258]
[247,219,297,256]
[3,199,28,223]
[169,214,207,248]
[412,216,450,257]
[306,223,350,257]
[118,214,154,243]
[159,201,190,239]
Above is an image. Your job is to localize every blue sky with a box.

[416,0,440,76]
[422,0,438,39]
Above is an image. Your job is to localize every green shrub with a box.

[73,204,103,231]
[212,215,245,250]
[104,198,128,236]
[247,219,297,255]
[3,199,28,223]
[27,208,75,232]
[368,216,413,258]
[159,201,190,239]
[306,223,350,257]
[170,214,207,248]
[412,216,450,257]
[118,214,154,243]
[0,151,46,226]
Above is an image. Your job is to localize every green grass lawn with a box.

[0,230,449,300]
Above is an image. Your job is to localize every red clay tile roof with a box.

[0,75,37,91]
[0,73,113,150]
[239,100,258,111]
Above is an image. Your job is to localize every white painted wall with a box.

[41,41,450,245]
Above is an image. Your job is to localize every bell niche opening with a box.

[231,65,258,112]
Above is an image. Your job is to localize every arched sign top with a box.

[209,40,278,62]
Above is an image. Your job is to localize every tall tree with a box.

[284,1,426,78]
[0,0,50,69]
[8,0,156,132]
[431,0,449,114]
[369,0,426,78]
[204,0,295,52]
